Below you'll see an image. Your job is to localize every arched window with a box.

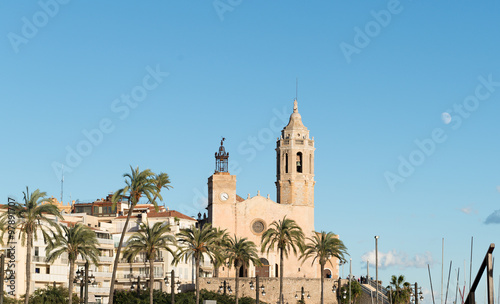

[285,153,288,173]
[309,154,312,174]
[296,152,303,173]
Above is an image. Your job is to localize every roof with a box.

[148,210,196,221]
[115,209,195,221]
[236,195,245,202]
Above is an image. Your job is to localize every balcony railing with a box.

[32,256,46,263]
[119,257,164,263]
[97,238,113,245]
[99,256,114,263]
[93,271,112,278]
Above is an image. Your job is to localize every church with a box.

[206,99,339,279]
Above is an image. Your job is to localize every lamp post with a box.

[218,280,232,295]
[249,276,265,303]
[294,287,311,302]
[131,274,146,296]
[73,262,96,304]
[332,277,343,304]
[410,282,424,304]
[250,275,266,304]
[375,236,379,304]
[164,270,181,304]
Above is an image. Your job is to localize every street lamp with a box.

[73,262,96,304]
[409,283,424,304]
[294,287,310,302]
[130,274,146,296]
[164,270,181,304]
[375,236,379,304]
[333,281,347,304]
[249,275,265,304]
[218,280,232,295]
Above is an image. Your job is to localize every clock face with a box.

[220,192,229,201]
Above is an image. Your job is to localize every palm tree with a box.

[261,216,305,304]
[108,167,171,304]
[211,227,229,277]
[388,275,411,304]
[45,223,100,304]
[122,221,176,304]
[175,223,220,304]
[0,187,62,304]
[300,231,348,304]
[225,235,261,304]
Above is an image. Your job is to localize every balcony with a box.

[93,271,112,278]
[32,256,47,263]
[99,256,114,263]
[97,238,114,245]
[87,286,109,294]
[119,257,164,264]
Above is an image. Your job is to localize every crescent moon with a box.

[441,112,452,124]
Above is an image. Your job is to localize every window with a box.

[46,266,50,274]
[285,153,288,173]
[309,154,312,174]
[296,152,303,173]
[35,268,40,274]
[34,247,39,256]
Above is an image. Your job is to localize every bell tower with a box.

[207,138,237,232]
[276,100,315,206]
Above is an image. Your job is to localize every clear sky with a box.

[1,1,499,303]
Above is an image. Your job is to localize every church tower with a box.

[207,138,237,233]
[276,100,315,206]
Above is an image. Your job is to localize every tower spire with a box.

[215,137,229,173]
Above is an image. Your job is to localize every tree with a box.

[108,167,171,304]
[0,187,62,304]
[123,221,176,304]
[225,235,261,304]
[300,231,348,304]
[339,280,362,304]
[261,216,304,304]
[387,275,411,304]
[45,223,100,304]
[211,227,229,277]
[27,285,79,304]
[175,224,220,304]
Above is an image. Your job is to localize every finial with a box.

[293,99,298,113]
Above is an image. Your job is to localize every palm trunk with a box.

[320,262,325,304]
[149,257,154,304]
[24,232,32,304]
[280,248,284,304]
[195,258,200,304]
[235,265,240,304]
[214,263,219,278]
[109,204,135,304]
[68,261,75,304]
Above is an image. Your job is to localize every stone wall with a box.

[199,277,346,304]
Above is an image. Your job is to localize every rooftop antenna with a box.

[61,165,64,203]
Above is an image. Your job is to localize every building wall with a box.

[199,277,345,304]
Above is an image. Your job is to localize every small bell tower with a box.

[215,137,229,173]
[276,99,315,206]
[207,138,237,231]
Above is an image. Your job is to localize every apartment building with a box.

[1,197,199,304]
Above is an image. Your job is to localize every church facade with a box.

[207,100,338,279]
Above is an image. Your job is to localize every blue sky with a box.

[1,1,499,303]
